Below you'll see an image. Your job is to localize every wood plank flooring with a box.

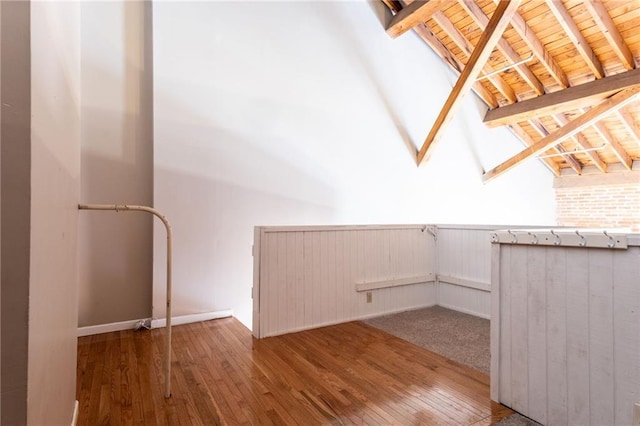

[77,317,513,425]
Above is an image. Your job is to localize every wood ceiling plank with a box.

[552,113,608,172]
[417,0,522,165]
[528,119,583,174]
[432,11,517,103]
[386,0,452,38]
[583,0,636,71]
[483,87,640,182]
[483,67,640,127]
[545,0,605,79]
[458,0,545,96]
[494,0,570,88]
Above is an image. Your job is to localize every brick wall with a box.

[554,172,640,231]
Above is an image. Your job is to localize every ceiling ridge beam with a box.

[416,0,522,165]
[483,67,640,127]
[482,87,640,182]
[545,0,605,79]
[386,0,451,38]
[458,0,545,96]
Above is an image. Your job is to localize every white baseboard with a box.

[151,309,233,328]
[437,302,490,320]
[71,400,79,426]
[78,309,234,337]
[78,318,147,337]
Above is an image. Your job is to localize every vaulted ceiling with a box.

[382,0,640,181]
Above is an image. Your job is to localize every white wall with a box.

[29,1,81,424]
[78,1,153,327]
[153,1,556,329]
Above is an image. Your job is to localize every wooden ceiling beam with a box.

[584,0,635,71]
[617,109,640,149]
[432,11,517,103]
[458,0,544,96]
[545,0,605,79]
[528,119,582,174]
[493,0,569,89]
[483,87,640,182]
[386,0,451,38]
[552,113,608,173]
[417,0,522,165]
[483,67,640,127]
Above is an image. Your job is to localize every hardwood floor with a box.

[77,317,513,425]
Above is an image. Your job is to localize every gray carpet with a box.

[364,306,541,426]
[365,305,491,374]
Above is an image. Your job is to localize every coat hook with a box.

[550,229,561,246]
[508,230,517,244]
[575,230,586,247]
[490,232,499,243]
[528,231,538,245]
[603,230,616,248]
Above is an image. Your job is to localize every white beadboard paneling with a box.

[613,247,640,424]
[436,227,494,316]
[256,225,437,337]
[437,283,490,319]
[565,247,590,425]
[545,247,568,426]
[493,236,640,426]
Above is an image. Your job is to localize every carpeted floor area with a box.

[364,305,491,374]
[364,306,541,426]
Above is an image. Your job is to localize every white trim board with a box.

[78,309,233,337]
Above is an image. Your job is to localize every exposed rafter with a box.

[583,0,635,71]
[528,119,582,174]
[617,109,640,149]
[506,123,560,176]
[483,87,640,182]
[585,108,634,170]
[483,67,640,127]
[386,0,451,38]
[545,0,605,79]
[417,0,522,165]
[458,0,544,96]
[432,11,517,103]
[498,0,569,89]
[551,114,608,173]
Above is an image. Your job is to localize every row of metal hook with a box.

[491,229,618,248]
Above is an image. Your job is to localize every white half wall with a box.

[491,234,640,426]
[255,225,436,337]
[152,0,556,330]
